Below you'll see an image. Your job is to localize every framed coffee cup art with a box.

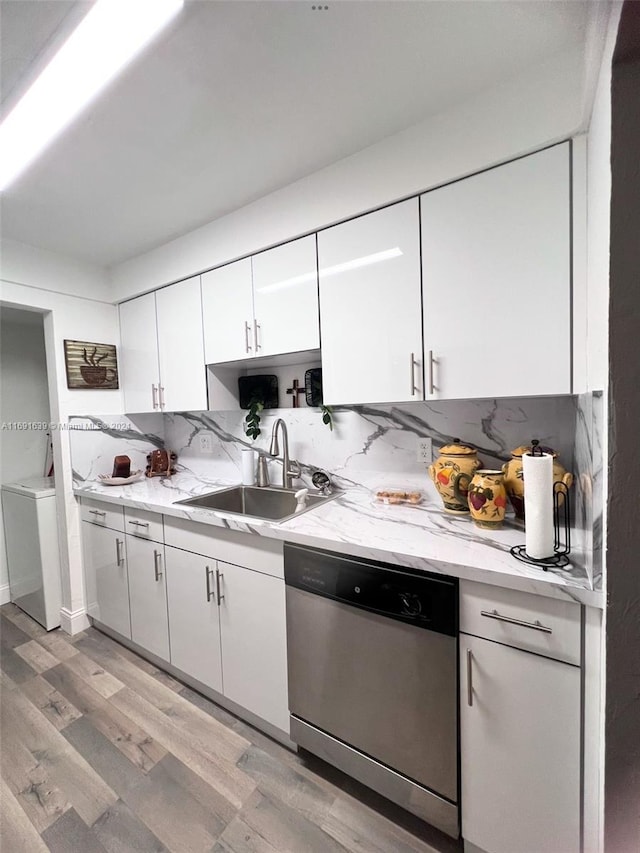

[64,340,119,389]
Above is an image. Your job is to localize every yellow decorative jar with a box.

[465,469,508,529]
[502,439,574,519]
[428,439,481,514]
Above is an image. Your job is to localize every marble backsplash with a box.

[70,396,577,492]
[70,394,605,588]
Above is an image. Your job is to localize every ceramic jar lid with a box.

[438,438,477,456]
[510,439,557,458]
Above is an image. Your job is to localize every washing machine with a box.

[1,477,61,630]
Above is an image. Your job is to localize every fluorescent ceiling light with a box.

[257,247,404,295]
[0,0,183,192]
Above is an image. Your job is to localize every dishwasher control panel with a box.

[284,542,457,636]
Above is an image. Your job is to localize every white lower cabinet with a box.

[217,560,289,732]
[82,520,130,639]
[125,534,170,662]
[164,546,223,693]
[460,634,581,853]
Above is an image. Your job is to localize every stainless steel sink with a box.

[174,485,337,523]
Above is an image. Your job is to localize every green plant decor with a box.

[244,400,264,440]
[321,404,334,431]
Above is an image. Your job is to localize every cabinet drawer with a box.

[124,507,164,543]
[164,516,283,578]
[460,581,581,666]
[81,499,124,532]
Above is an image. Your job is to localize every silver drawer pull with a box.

[128,520,149,528]
[480,609,552,633]
[215,568,224,606]
[89,510,106,517]
[205,565,214,602]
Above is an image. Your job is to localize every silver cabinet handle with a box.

[128,520,149,528]
[89,510,106,518]
[244,321,253,353]
[466,648,473,706]
[410,352,420,396]
[152,384,159,409]
[215,568,224,606]
[480,609,552,633]
[115,538,124,567]
[427,350,435,395]
[205,565,214,602]
[153,550,163,581]
[253,319,261,352]
[159,386,165,410]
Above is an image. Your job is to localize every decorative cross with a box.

[286,378,306,408]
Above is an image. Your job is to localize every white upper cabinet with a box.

[251,235,319,357]
[421,142,571,399]
[119,292,160,414]
[120,276,207,413]
[202,258,254,364]
[202,236,320,364]
[318,198,423,405]
[156,277,207,412]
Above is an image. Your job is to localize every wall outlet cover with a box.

[417,437,433,463]
[198,433,214,453]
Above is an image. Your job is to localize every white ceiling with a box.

[0,0,596,269]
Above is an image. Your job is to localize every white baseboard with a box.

[60,606,90,635]
[0,583,10,606]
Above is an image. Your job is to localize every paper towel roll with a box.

[523,451,554,559]
[240,448,256,486]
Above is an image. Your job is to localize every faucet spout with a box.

[269,418,299,488]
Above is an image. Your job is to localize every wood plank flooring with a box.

[1,603,461,853]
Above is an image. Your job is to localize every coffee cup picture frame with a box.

[64,340,119,389]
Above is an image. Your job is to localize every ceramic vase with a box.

[428,439,481,514]
[463,469,508,529]
[502,441,573,519]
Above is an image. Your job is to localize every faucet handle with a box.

[287,460,301,481]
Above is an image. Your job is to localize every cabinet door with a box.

[460,634,580,853]
[82,522,130,639]
[421,143,571,399]
[156,276,208,412]
[201,258,254,363]
[164,546,223,694]
[119,292,161,413]
[218,562,288,732]
[252,235,320,357]
[318,199,423,404]
[126,535,169,661]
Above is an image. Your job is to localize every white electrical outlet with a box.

[417,437,433,463]
[198,433,214,453]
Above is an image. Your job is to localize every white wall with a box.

[0,311,51,602]
[1,239,122,632]
[583,4,622,851]
[2,237,111,302]
[112,48,588,299]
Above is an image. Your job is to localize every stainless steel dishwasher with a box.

[284,543,459,838]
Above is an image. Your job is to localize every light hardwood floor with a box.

[0,603,461,853]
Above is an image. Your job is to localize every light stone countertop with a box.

[74,473,604,608]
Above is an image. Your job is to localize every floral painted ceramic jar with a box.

[502,440,574,519]
[464,469,508,529]
[428,439,481,514]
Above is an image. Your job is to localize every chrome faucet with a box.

[269,418,301,488]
